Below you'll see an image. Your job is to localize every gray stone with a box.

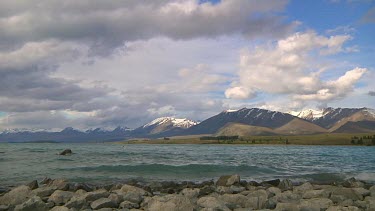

[0,205,9,211]
[216,186,233,194]
[48,190,74,205]
[83,189,110,202]
[197,196,230,211]
[352,187,370,197]
[120,201,140,209]
[328,187,363,201]
[342,177,364,188]
[302,189,330,199]
[267,187,281,197]
[264,197,277,209]
[90,198,117,210]
[50,206,70,211]
[123,192,142,204]
[326,206,360,211]
[64,195,87,209]
[278,179,293,191]
[216,175,240,187]
[338,199,353,206]
[219,194,250,208]
[230,186,246,194]
[246,189,268,209]
[14,196,48,211]
[370,185,375,197]
[59,149,72,155]
[0,185,33,206]
[146,194,195,211]
[275,202,300,211]
[27,180,38,190]
[293,182,313,195]
[181,188,200,199]
[32,186,57,197]
[300,198,333,210]
[274,190,301,203]
[108,193,123,205]
[48,179,70,191]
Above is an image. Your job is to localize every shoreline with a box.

[1,176,374,210]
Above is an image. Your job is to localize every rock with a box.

[48,190,74,205]
[27,180,38,190]
[123,192,143,204]
[146,194,195,211]
[45,201,54,208]
[261,179,280,187]
[32,186,57,197]
[342,177,364,188]
[181,188,200,199]
[83,189,110,202]
[293,182,313,195]
[71,183,94,192]
[267,187,281,197]
[339,199,353,206]
[50,206,70,211]
[59,149,72,155]
[352,187,370,197]
[230,185,246,194]
[274,190,301,203]
[108,193,123,206]
[216,175,240,187]
[120,201,140,209]
[216,186,233,194]
[0,185,33,205]
[197,196,230,211]
[120,185,149,196]
[300,198,333,210]
[328,187,363,201]
[247,189,268,209]
[0,205,9,211]
[14,196,48,211]
[219,194,250,208]
[265,197,277,209]
[198,186,215,197]
[278,179,293,191]
[75,189,87,196]
[40,177,52,185]
[48,179,70,191]
[90,198,117,210]
[302,189,331,199]
[64,195,87,209]
[275,202,300,211]
[326,206,360,211]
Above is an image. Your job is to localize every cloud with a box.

[0,0,291,55]
[225,31,366,106]
[362,6,375,23]
[369,91,375,96]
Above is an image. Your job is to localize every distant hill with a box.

[333,121,375,133]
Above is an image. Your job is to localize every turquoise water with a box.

[0,143,374,187]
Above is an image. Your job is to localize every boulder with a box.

[0,185,33,205]
[326,206,360,211]
[108,193,123,206]
[48,179,70,191]
[32,186,57,198]
[293,182,313,195]
[181,188,200,199]
[197,196,230,211]
[49,206,70,211]
[59,149,72,155]
[27,180,38,190]
[267,187,281,197]
[342,177,364,188]
[274,190,301,203]
[48,190,74,205]
[352,187,370,197]
[146,194,195,211]
[82,189,109,202]
[120,200,140,209]
[198,186,215,197]
[120,184,149,196]
[64,195,87,209]
[275,202,300,211]
[216,175,240,187]
[0,205,9,211]
[278,179,293,191]
[71,183,93,192]
[14,196,48,211]
[328,187,363,201]
[261,179,280,187]
[302,189,331,199]
[90,198,117,210]
[300,198,333,210]
[230,185,246,194]
[123,192,143,204]
[219,194,250,208]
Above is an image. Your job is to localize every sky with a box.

[0,0,374,131]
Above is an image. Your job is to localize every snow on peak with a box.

[224,109,239,113]
[144,117,198,128]
[289,109,324,120]
[363,108,375,118]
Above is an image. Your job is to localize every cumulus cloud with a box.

[225,31,366,106]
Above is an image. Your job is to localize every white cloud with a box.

[226,31,366,107]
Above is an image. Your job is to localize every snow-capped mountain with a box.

[289,109,324,121]
[143,117,198,129]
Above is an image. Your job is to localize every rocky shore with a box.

[0,175,374,211]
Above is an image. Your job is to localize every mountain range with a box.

[1,107,374,142]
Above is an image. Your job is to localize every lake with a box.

[0,143,374,187]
